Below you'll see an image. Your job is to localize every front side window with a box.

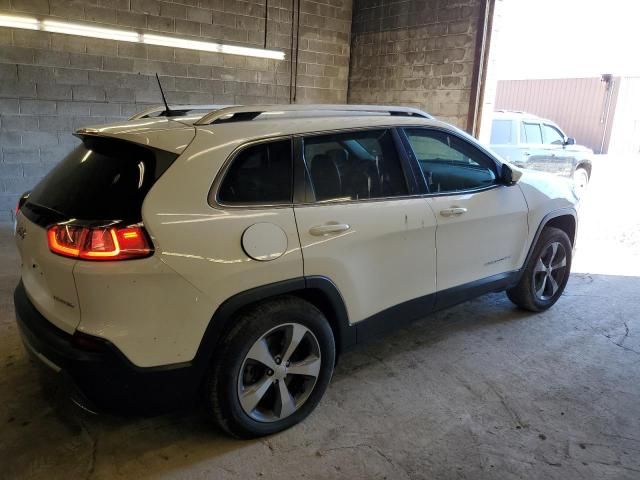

[303,129,407,202]
[522,122,543,144]
[542,124,565,145]
[403,128,497,193]
[490,119,514,144]
[218,139,292,204]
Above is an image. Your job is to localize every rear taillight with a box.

[47,224,153,261]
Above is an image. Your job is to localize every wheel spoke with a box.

[548,242,558,266]
[536,275,548,298]
[548,274,559,296]
[282,324,308,363]
[288,356,321,378]
[275,380,296,418]
[239,376,272,413]
[551,256,566,271]
[534,258,547,273]
[246,338,277,370]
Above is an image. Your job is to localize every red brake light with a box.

[47,224,153,261]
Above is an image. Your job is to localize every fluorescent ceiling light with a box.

[0,14,39,30]
[42,20,139,42]
[143,34,285,60]
[0,13,285,60]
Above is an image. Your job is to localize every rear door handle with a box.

[440,207,467,217]
[309,223,351,236]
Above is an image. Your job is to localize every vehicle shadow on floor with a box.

[4,272,638,479]
[1,291,540,479]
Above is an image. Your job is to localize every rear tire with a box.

[206,296,335,438]
[507,227,572,312]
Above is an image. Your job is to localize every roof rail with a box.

[194,104,433,126]
[129,104,232,120]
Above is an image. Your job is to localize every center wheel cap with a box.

[274,365,287,380]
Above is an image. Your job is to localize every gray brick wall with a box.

[348,0,481,130]
[0,0,352,222]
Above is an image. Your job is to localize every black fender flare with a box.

[573,159,592,177]
[192,275,353,379]
[522,207,578,271]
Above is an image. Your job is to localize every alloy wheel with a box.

[533,241,568,301]
[237,323,321,422]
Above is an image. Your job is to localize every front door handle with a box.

[440,207,467,217]
[309,223,351,236]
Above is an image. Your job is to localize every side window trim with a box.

[399,126,502,196]
[209,135,295,209]
[297,127,418,204]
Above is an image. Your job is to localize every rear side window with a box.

[26,137,176,223]
[303,129,407,202]
[490,120,513,144]
[218,139,292,205]
[522,122,543,144]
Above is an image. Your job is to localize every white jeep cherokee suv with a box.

[14,105,578,438]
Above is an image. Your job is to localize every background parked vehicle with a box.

[488,111,593,195]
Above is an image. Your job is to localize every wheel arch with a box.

[575,160,592,178]
[193,276,353,379]
[523,208,578,270]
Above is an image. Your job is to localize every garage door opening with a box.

[477,0,640,277]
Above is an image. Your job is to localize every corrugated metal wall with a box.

[494,77,618,153]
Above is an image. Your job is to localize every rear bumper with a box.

[14,281,202,414]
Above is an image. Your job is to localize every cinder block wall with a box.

[0,0,352,222]
[348,0,482,129]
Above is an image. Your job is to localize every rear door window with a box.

[26,137,176,223]
[302,129,408,202]
[217,139,293,205]
[523,122,543,144]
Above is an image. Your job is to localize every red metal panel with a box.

[495,78,615,152]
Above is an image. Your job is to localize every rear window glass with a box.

[490,120,513,144]
[217,139,292,204]
[26,137,176,222]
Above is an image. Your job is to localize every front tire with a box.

[573,167,589,197]
[507,227,572,312]
[206,296,335,438]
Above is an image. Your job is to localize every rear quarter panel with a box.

[133,129,303,366]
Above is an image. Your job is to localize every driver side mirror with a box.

[501,163,522,186]
[564,137,576,146]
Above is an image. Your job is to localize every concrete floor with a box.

[1,156,639,480]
